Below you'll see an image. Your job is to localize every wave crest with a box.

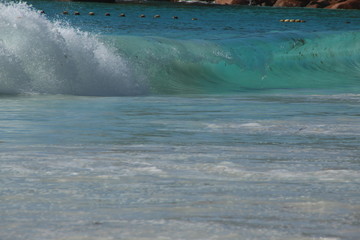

[0,2,146,96]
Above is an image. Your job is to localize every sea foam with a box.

[0,2,146,96]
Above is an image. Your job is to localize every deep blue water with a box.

[0,1,359,239]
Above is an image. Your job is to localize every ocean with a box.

[0,1,359,239]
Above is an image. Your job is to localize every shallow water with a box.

[0,1,360,239]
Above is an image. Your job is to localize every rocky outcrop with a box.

[215,0,249,5]
[273,0,309,7]
[306,0,331,8]
[251,0,277,6]
[326,0,360,9]
[214,0,278,5]
[214,0,360,9]
[68,0,360,9]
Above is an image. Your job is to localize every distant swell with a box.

[1,2,359,96]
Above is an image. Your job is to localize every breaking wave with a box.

[0,2,146,96]
[1,2,359,96]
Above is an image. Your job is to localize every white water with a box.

[1,76,359,240]
[0,2,145,96]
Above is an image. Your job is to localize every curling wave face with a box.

[113,31,360,94]
[1,2,360,96]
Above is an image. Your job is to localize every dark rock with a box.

[252,0,277,6]
[326,0,360,9]
[306,0,330,8]
[215,0,249,5]
[273,0,310,7]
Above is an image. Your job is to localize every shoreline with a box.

[66,0,360,9]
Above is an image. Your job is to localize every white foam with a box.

[239,122,262,127]
[0,2,146,96]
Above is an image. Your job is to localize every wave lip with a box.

[0,2,146,96]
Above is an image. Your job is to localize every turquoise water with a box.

[0,1,360,239]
